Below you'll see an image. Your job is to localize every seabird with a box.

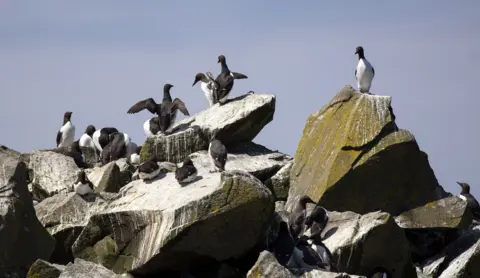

[213,55,248,105]
[208,138,227,172]
[175,157,198,185]
[457,182,480,220]
[72,170,94,196]
[370,267,391,278]
[70,140,87,168]
[92,127,119,154]
[305,206,329,240]
[287,236,330,271]
[79,125,96,150]
[271,221,295,266]
[128,146,142,166]
[56,111,76,148]
[100,132,128,164]
[355,46,375,93]
[138,157,161,181]
[127,83,190,133]
[289,195,316,240]
[143,117,162,137]
[192,72,218,107]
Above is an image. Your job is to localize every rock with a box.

[395,196,472,229]
[0,152,56,275]
[265,161,293,201]
[189,141,292,183]
[420,225,480,277]
[58,258,132,278]
[287,85,445,215]
[114,159,136,187]
[311,210,415,278]
[27,259,65,278]
[141,93,276,163]
[22,151,80,198]
[35,192,114,264]
[79,146,98,168]
[85,159,134,193]
[71,169,274,275]
[247,251,365,278]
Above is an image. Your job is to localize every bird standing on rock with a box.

[138,157,161,181]
[457,182,480,220]
[72,170,94,196]
[289,195,316,240]
[208,138,227,172]
[355,46,375,94]
[175,157,198,185]
[79,125,96,150]
[213,55,248,105]
[127,83,190,134]
[56,111,75,148]
[192,72,218,107]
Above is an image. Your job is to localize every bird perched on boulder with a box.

[192,72,218,107]
[72,170,94,196]
[355,46,375,94]
[79,125,96,150]
[138,157,161,181]
[213,55,248,105]
[208,138,227,172]
[457,182,480,220]
[289,195,317,240]
[56,111,75,148]
[175,157,198,185]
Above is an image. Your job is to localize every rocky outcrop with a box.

[0,148,56,276]
[35,192,114,264]
[71,168,274,275]
[58,258,132,278]
[247,251,365,278]
[85,158,134,193]
[22,151,79,198]
[307,210,416,278]
[265,161,293,201]
[27,259,65,278]
[141,93,276,163]
[287,85,445,215]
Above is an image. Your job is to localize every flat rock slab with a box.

[395,196,472,229]
[58,258,132,278]
[71,168,273,275]
[140,93,276,163]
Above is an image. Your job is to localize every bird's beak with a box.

[456,182,462,186]
[192,79,199,87]
[217,58,220,63]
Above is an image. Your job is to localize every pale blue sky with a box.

[1,1,479,197]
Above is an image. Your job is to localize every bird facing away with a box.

[129,145,142,166]
[192,72,218,107]
[138,157,161,181]
[355,46,375,93]
[92,127,119,156]
[175,157,198,185]
[56,111,76,148]
[305,206,329,241]
[208,138,227,172]
[289,195,317,240]
[79,125,96,150]
[287,235,330,271]
[213,55,248,105]
[127,83,190,133]
[271,221,295,266]
[457,182,480,220]
[73,170,94,196]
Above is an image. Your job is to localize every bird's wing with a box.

[127,98,157,114]
[355,69,357,78]
[372,66,375,76]
[231,72,248,79]
[56,130,62,146]
[88,181,94,190]
[172,98,190,116]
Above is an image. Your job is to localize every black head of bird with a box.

[218,55,226,64]
[457,181,471,194]
[64,111,73,122]
[192,73,206,87]
[299,195,316,206]
[164,83,174,91]
[183,157,194,166]
[85,125,96,137]
[77,170,87,183]
[355,46,365,58]
[135,145,142,154]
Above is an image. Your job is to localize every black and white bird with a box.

[79,125,96,150]
[101,132,129,164]
[128,145,142,166]
[175,157,198,185]
[138,157,161,181]
[370,267,391,278]
[305,206,329,240]
[287,236,331,271]
[56,111,76,148]
[271,221,295,266]
[70,140,87,169]
[355,46,375,94]
[72,170,94,196]
[289,195,316,240]
[213,55,248,105]
[92,127,119,155]
[208,138,227,172]
[192,72,218,107]
[127,83,190,134]
[457,182,480,220]
[143,117,162,137]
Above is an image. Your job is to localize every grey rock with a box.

[0,150,55,275]
[189,141,292,183]
[22,151,80,198]
[141,93,276,163]
[71,168,274,275]
[35,192,114,264]
[265,161,293,201]
[247,251,366,278]
[27,259,65,278]
[85,158,134,193]
[306,210,415,278]
[58,258,131,278]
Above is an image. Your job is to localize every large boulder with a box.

[22,151,79,198]
[247,251,365,278]
[287,85,445,215]
[0,147,56,275]
[71,169,274,275]
[141,93,276,163]
[308,210,416,278]
[189,141,292,183]
[27,259,65,278]
[265,161,293,201]
[35,192,114,264]
[85,159,134,193]
[58,258,132,278]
